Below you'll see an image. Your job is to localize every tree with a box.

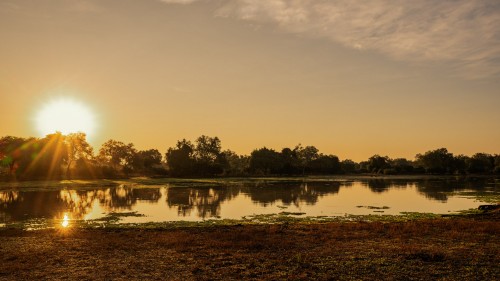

[494,155,500,174]
[467,153,494,174]
[98,139,136,175]
[415,148,454,174]
[309,154,341,174]
[133,149,163,175]
[0,136,28,179]
[223,150,250,176]
[65,133,93,178]
[249,147,283,175]
[165,139,195,177]
[390,158,414,174]
[452,154,469,174]
[294,144,319,175]
[194,135,222,163]
[139,149,162,168]
[21,133,68,180]
[367,155,390,173]
[340,159,357,174]
[280,147,300,175]
[193,135,226,176]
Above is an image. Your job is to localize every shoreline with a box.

[0,174,498,190]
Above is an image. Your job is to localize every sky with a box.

[1,0,499,161]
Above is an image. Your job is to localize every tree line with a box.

[1,133,499,180]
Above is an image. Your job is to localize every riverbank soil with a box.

[1,216,499,280]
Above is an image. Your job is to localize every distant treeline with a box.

[0,133,499,180]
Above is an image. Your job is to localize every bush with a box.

[494,166,500,175]
[383,168,398,175]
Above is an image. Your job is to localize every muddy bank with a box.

[1,216,499,280]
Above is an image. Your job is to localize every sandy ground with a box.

[0,216,499,280]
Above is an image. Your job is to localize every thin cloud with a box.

[161,0,500,79]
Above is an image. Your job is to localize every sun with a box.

[35,98,96,137]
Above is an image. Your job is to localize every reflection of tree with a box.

[357,178,497,202]
[364,179,390,193]
[0,191,19,222]
[0,191,70,222]
[165,182,341,218]
[414,178,491,202]
[364,179,409,193]
[0,191,19,205]
[0,178,495,222]
[0,186,163,222]
[244,182,341,207]
[166,186,240,218]
[359,177,493,202]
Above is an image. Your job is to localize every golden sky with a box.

[1,0,499,161]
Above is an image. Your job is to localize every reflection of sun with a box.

[35,98,96,137]
[61,213,70,228]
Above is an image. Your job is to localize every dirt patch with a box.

[0,218,499,280]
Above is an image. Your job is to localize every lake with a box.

[0,177,497,227]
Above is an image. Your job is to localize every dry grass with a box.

[0,217,499,280]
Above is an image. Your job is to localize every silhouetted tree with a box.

[493,155,500,174]
[132,149,164,175]
[340,159,357,174]
[2,133,500,180]
[452,155,469,174]
[358,161,370,173]
[98,139,136,175]
[165,139,195,177]
[294,144,319,175]
[390,158,414,174]
[280,147,300,175]
[193,135,227,176]
[65,132,93,178]
[415,148,454,174]
[223,150,250,176]
[22,133,68,180]
[249,147,283,175]
[367,155,390,173]
[467,153,494,174]
[0,136,29,179]
[309,154,341,174]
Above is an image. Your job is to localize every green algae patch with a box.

[455,191,500,204]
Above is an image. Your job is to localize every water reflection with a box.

[244,182,341,206]
[0,178,496,223]
[166,187,236,218]
[61,213,69,228]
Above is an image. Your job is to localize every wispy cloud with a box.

[161,0,500,79]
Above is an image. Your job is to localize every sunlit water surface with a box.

[0,178,497,226]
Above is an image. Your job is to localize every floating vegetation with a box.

[89,212,146,223]
[279,212,306,216]
[356,205,390,209]
[455,191,500,204]
[0,209,493,230]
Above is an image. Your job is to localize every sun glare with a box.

[61,213,70,228]
[36,98,96,137]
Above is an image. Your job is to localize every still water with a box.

[0,178,497,225]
